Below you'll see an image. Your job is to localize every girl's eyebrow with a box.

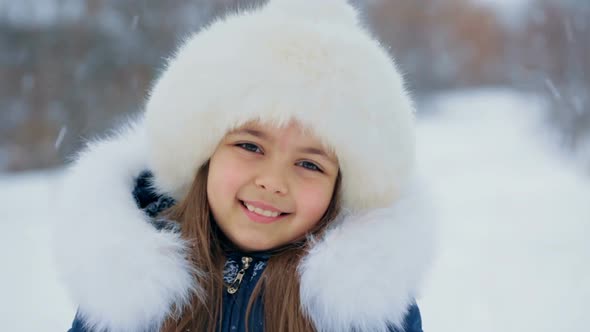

[297,147,337,164]
[229,128,269,140]
[230,128,338,165]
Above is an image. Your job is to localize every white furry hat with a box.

[144,0,415,211]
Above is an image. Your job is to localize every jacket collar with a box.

[54,119,435,332]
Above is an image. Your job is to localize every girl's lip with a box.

[240,199,285,213]
[239,200,289,224]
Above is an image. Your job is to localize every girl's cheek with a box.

[216,159,244,190]
[297,184,333,216]
[210,153,241,191]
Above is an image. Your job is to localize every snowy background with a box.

[1,0,589,331]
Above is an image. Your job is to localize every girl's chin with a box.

[231,239,277,252]
[221,228,279,252]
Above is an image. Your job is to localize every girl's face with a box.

[207,121,339,252]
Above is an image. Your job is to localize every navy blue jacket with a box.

[68,172,423,332]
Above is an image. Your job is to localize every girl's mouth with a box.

[239,200,290,224]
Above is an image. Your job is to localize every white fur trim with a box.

[299,178,435,331]
[145,0,415,211]
[54,120,434,331]
[53,119,198,332]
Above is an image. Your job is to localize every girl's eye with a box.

[236,142,262,154]
[297,161,322,172]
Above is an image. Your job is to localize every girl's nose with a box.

[254,168,288,195]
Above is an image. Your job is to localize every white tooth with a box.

[267,210,280,217]
[245,202,281,217]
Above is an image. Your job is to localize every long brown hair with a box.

[161,161,342,332]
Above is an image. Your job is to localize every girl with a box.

[55,0,434,331]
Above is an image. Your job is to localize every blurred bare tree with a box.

[0,0,588,171]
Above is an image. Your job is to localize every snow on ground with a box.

[1,88,589,331]
[417,89,590,332]
[0,170,74,330]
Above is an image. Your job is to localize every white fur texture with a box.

[299,179,435,331]
[144,0,415,211]
[54,120,198,332]
[54,120,434,332]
